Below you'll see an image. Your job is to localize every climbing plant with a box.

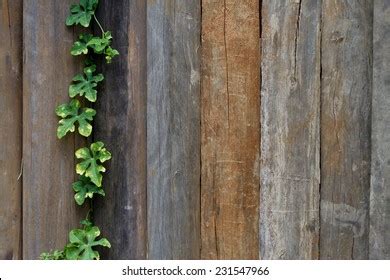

[40,0,118,260]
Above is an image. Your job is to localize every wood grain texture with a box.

[147,0,201,259]
[201,0,260,259]
[260,0,321,260]
[370,0,390,260]
[320,0,372,259]
[23,0,85,259]
[0,0,22,260]
[94,0,147,259]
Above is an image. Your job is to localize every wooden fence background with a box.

[0,0,389,260]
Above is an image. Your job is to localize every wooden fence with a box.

[0,0,389,260]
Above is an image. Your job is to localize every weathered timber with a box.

[201,0,260,259]
[147,0,201,259]
[370,0,390,260]
[94,0,148,259]
[23,0,85,259]
[320,0,372,259]
[0,0,22,260]
[260,0,321,259]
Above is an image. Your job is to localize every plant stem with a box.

[93,14,105,35]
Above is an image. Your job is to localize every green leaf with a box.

[55,99,96,138]
[104,46,119,64]
[75,141,111,187]
[87,31,112,53]
[40,250,65,260]
[69,65,104,102]
[66,0,99,27]
[64,225,111,260]
[72,175,105,205]
[70,32,119,63]
[80,219,93,229]
[71,34,93,56]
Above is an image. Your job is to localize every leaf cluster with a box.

[43,0,117,261]
[71,32,119,63]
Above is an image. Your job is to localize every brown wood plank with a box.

[0,0,22,260]
[22,0,85,259]
[260,0,321,259]
[94,0,147,259]
[201,0,260,259]
[147,0,201,259]
[370,0,390,260]
[320,0,372,259]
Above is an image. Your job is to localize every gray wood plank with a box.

[370,0,390,260]
[94,0,147,259]
[201,0,260,259]
[320,0,372,259]
[0,0,22,260]
[23,0,85,259]
[260,0,321,259]
[147,0,201,259]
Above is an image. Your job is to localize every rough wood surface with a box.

[320,0,372,259]
[94,0,147,259]
[0,0,22,260]
[260,0,321,259]
[147,0,201,259]
[201,0,260,259]
[370,0,390,260]
[22,0,85,259]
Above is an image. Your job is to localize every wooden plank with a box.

[320,0,372,259]
[94,0,147,259]
[260,0,321,259]
[23,0,85,259]
[370,0,390,260]
[147,0,201,259]
[201,0,260,259]
[0,0,22,260]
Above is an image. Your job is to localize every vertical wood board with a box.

[320,0,372,259]
[94,0,148,259]
[260,0,321,259]
[147,0,201,259]
[201,0,260,259]
[370,0,390,260]
[0,0,23,260]
[23,0,85,259]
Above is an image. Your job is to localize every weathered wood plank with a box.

[320,0,372,259]
[370,0,390,260]
[23,0,85,259]
[147,0,201,259]
[201,0,260,259]
[0,0,22,260]
[94,0,147,259]
[260,0,321,259]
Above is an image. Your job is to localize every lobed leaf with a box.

[64,224,111,260]
[70,32,119,63]
[55,99,96,138]
[75,141,111,187]
[71,34,93,55]
[66,0,99,27]
[69,65,104,102]
[104,46,119,64]
[40,250,65,260]
[72,175,105,205]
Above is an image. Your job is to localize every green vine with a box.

[40,0,118,260]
